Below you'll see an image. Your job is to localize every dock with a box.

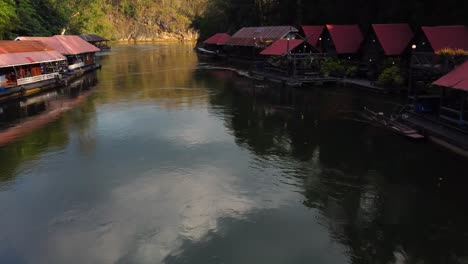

[0,64,101,104]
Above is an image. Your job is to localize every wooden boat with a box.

[362,107,425,139]
[195,47,226,60]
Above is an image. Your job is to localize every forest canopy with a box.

[0,0,466,41]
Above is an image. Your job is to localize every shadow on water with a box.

[163,69,468,264]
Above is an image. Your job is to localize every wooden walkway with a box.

[341,78,388,93]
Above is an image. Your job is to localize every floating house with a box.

[79,34,111,52]
[224,26,299,59]
[197,33,231,58]
[16,35,100,71]
[203,33,231,51]
[362,24,414,79]
[0,40,66,89]
[433,61,468,125]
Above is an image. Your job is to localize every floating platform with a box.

[250,70,340,87]
[402,113,468,158]
[0,64,101,104]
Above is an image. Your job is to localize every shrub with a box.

[436,48,468,57]
[377,66,404,87]
[320,58,346,77]
[321,58,358,78]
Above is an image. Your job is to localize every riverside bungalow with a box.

[0,40,66,89]
[16,35,100,71]
[79,34,111,51]
[362,24,414,79]
[224,26,298,59]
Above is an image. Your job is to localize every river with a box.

[0,43,467,264]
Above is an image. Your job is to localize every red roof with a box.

[372,24,414,55]
[0,40,66,67]
[326,25,364,54]
[203,33,231,45]
[433,61,468,91]
[225,26,298,47]
[302,26,325,47]
[17,35,100,55]
[260,39,304,55]
[422,26,468,52]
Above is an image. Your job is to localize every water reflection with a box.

[0,44,467,264]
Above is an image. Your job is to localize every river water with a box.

[0,44,467,264]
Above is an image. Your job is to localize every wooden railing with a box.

[17,72,59,86]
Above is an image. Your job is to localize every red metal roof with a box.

[17,35,100,55]
[422,26,468,52]
[203,33,231,45]
[0,40,66,67]
[301,26,325,47]
[326,25,364,54]
[260,39,304,55]
[372,24,414,55]
[433,61,468,91]
[225,26,298,47]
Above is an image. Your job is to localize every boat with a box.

[362,107,425,139]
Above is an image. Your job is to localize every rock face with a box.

[106,6,202,41]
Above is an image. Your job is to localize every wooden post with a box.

[461,91,466,123]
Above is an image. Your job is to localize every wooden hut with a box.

[224,26,298,59]
[16,35,100,71]
[79,34,110,51]
[321,25,364,58]
[0,40,66,89]
[301,26,326,53]
[362,24,414,79]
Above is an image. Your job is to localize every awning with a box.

[433,61,468,91]
[326,25,364,54]
[372,24,414,55]
[260,39,304,56]
[203,33,231,45]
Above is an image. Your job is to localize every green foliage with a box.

[0,0,17,39]
[377,66,404,87]
[320,58,357,78]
